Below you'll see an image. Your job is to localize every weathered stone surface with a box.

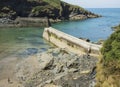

[15,48,98,87]
[44,84,62,87]
[43,27,102,56]
[15,17,50,27]
[69,14,88,20]
[37,52,54,70]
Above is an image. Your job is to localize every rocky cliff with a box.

[0,0,99,20]
[0,0,100,27]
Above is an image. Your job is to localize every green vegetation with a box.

[96,25,120,87]
[43,0,61,8]
[101,30,120,62]
[0,0,96,20]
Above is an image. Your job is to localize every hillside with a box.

[96,25,120,87]
[0,0,99,20]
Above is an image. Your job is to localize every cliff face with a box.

[0,0,99,20]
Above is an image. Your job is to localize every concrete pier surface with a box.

[43,27,102,56]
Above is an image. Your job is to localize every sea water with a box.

[0,8,120,58]
[52,8,120,42]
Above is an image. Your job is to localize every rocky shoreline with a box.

[0,15,100,28]
[13,48,98,87]
[0,17,49,28]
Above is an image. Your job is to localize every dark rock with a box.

[88,66,96,79]
[0,18,15,24]
[66,57,80,69]
[79,37,90,42]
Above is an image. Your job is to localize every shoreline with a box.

[0,48,98,87]
[0,15,100,28]
[0,56,26,87]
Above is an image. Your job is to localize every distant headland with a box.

[0,0,100,27]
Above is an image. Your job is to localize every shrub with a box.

[96,25,120,87]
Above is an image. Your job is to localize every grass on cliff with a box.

[43,0,87,13]
[0,0,92,19]
[96,25,120,87]
[43,0,61,8]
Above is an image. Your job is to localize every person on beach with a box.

[87,46,91,58]
[8,78,10,83]
[8,78,13,84]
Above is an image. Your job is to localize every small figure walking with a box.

[8,78,10,83]
[88,46,91,53]
[7,78,13,84]
[87,46,91,58]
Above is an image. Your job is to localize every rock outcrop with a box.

[0,0,100,27]
[15,48,98,87]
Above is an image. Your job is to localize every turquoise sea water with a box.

[0,8,120,58]
[52,8,120,42]
[0,28,51,59]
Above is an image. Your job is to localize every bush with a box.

[101,29,120,62]
[96,25,120,87]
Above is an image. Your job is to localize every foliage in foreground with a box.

[96,25,120,87]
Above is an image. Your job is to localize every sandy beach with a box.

[0,56,22,87]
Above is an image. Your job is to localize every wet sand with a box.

[0,56,22,87]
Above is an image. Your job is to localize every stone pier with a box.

[43,27,102,56]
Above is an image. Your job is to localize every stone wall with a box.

[43,27,102,56]
[15,17,49,27]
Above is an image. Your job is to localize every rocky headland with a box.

[0,0,100,27]
[3,48,98,87]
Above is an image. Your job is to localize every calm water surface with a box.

[53,8,120,42]
[0,8,120,58]
[0,28,52,59]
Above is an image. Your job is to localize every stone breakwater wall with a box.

[0,17,50,28]
[15,17,49,27]
[43,27,102,56]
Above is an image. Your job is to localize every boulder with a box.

[37,52,54,70]
[15,52,54,83]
